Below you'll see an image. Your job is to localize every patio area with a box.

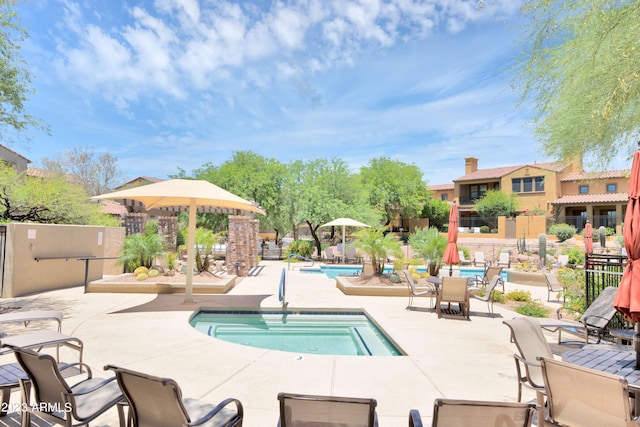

[0,260,569,426]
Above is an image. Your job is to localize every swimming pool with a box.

[300,265,507,280]
[190,309,404,356]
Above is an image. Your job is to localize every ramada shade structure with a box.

[92,179,265,303]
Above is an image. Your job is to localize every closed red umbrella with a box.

[614,146,640,367]
[442,202,460,276]
[584,221,593,269]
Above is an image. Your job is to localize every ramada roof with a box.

[100,199,127,215]
[551,193,628,205]
[453,161,568,182]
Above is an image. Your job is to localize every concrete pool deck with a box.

[0,260,569,426]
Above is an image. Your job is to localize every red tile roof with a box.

[454,161,569,182]
[100,199,127,215]
[428,184,454,191]
[551,193,628,205]
[27,167,81,183]
[561,170,630,181]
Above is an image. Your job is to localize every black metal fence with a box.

[584,253,629,332]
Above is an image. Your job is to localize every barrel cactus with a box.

[538,233,547,269]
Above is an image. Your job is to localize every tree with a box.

[0,163,118,225]
[118,221,167,271]
[41,147,126,196]
[514,1,640,168]
[353,226,402,276]
[421,196,451,231]
[0,0,48,144]
[359,157,429,228]
[474,190,518,230]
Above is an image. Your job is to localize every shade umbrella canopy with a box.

[93,179,265,303]
[614,148,640,368]
[442,203,460,276]
[584,221,593,255]
[320,218,370,262]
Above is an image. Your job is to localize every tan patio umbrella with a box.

[320,218,370,262]
[92,179,265,303]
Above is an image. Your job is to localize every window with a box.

[607,183,617,193]
[512,179,521,193]
[469,184,488,200]
[441,194,448,201]
[579,185,589,194]
[512,176,545,193]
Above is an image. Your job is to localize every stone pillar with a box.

[227,215,260,277]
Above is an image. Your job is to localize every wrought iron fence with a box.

[584,252,629,332]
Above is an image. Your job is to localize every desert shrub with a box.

[480,225,490,233]
[559,267,586,314]
[549,223,577,242]
[505,289,532,302]
[285,240,314,259]
[515,300,549,318]
[389,273,403,283]
[561,246,584,266]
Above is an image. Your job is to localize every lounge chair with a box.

[8,346,124,427]
[540,357,636,426]
[410,398,535,427]
[458,251,472,266]
[473,251,486,267]
[436,277,470,319]
[536,286,619,344]
[543,272,564,302]
[106,365,243,427]
[496,252,511,268]
[277,392,378,427]
[345,245,359,264]
[323,247,337,264]
[472,266,504,292]
[502,317,552,427]
[470,275,503,317]
[402,270,436,310]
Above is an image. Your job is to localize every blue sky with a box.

[16,0,623,186]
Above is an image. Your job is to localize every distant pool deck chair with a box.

[473,251,486,267]
[458,251,472,266]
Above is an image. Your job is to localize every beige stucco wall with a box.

[560,176,629,195]
[501,166,560,214]
[2,223,125,298]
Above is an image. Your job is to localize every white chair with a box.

[473,251,486,267]
[458,251,472,266]
[496,252,511,268]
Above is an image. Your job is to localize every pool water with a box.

[190,310,404,356]
[301,265,507,280]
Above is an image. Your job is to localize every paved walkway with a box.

[0,261,568,426]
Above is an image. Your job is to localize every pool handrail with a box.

[287,253,314,270]
[279,268,286,309]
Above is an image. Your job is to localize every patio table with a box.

[563,347,640,414]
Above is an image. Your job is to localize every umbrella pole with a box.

[633,322,640,369]
[342,225,346,264]
[184,199,197,304]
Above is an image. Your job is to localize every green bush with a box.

[561,246,584,266]
[559,267,586,314]
[285,240,314,259]
[549,223,577,242]
[480,225,490,233]
[515,300,549,318]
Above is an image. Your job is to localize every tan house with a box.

[429,157,629,234]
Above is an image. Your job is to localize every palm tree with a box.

[353,226,402,275]
[408,227,447,277]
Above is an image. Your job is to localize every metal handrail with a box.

[287,253,314,270]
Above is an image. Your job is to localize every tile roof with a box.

[27,167,81,183]
[428,183,454,191]
[551,193,628,205]
[561,169,630,181]
[100,199,127,215]
[453,161,569,182]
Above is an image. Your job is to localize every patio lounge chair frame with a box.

[539,356,636,426]
[470,275,503,317]
[502,317,553,427]
[543,272,565,302]
[417,398,535,427]
[496,252,511,268]
[106,364,243,427]
[277,392,378,427]
[472,266,504,292]
[401,270,436,310]
[536,286,619,344]
[8,346,124,427]
[458,251,472,266]
[473,252,486,267]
